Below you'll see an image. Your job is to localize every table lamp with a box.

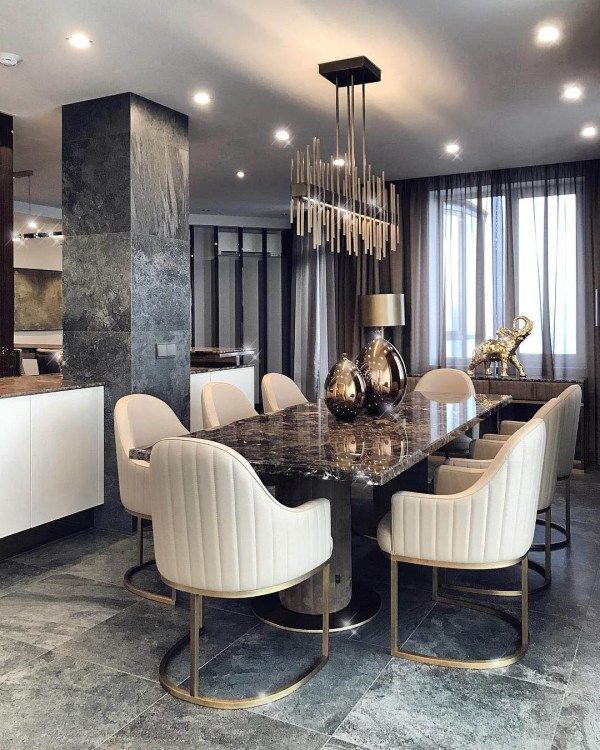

[360,293,405,343]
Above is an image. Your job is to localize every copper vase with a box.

[324,354,366,422]
[356,337,407,415]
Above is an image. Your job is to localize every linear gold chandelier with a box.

[291,56,399,259]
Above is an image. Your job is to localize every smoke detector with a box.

[0,53,23,67]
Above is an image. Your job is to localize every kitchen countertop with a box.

[132,392,512,486]
[191,365,241,375]
[0,374,104,399]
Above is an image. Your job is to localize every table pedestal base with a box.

[252,582,381,633]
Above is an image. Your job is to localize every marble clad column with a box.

[62,93,190,531]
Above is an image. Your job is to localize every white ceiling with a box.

[2,0,599,218]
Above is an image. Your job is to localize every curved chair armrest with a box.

[470,439,504,460]
[287,497,330,515]
[499,420,526,435]
[447,457,493,470]
[481,433,511,442]
[434,464,486,494]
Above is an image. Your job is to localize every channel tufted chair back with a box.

[262,373,308,413]
[149,437,332,594]
[114,394,186,517]
[556,385,581,479]
[385,418,546,565]
[530,397,562,511]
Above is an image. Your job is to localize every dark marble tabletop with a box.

[131,392,512,486]
[0,374,104,399]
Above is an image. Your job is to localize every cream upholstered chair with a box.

[555,384,581,547]
[262,373,307,414]
[149,436,332,709]
[201,381,258,429]
[414,368,476,399]
[415,368,478,455]
[469,386,580,549]
[114,394,187,605]
[450,397,562,593]
[378,418,546,668]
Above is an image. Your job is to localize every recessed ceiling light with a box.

[581,125,598,139]
[12,234,20,242]
[193,91,212,106]
[444,142,460,155]
[333,157,345,167]
[0,52,23,67]
[275,129,290,142]
[535,23,561,46]
[27,219,37,229]
[67,33,92,49]
[562,84,583,101]
[236,170,245,179]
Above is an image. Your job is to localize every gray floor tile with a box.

[322,740,367,750]
[0,632,48,680]
[0,559,47,596]
[0,574,135,649]
[339,584,434,651]
[253,634,391,734]
[12,529,128,572]
[100,693,328,750]
[334,659,564,750]
[173,623,390,735]
[55,598,257,683]
[0,651,162,750]
[551,632,600,749]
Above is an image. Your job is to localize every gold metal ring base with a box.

[393,593,528,669]
[159,632,328,710]
[124,560,176,606]
[531,519,569,551]
[441,559,550,598]
[391,558,529,670]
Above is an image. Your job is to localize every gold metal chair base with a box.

[123,514,176,606]
[159,563,330,709]
[124,560,177,606]
[532,477,571,551]
[441,507,553,598]
[390,557,529,670]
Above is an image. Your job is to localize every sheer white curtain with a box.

[419,166,586,379]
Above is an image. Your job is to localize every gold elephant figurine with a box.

[467,316,533,379]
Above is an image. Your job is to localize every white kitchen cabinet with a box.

[31,387,104,527]
[190,366,255,431]
[0,397,31,537]
[0,386,104,540]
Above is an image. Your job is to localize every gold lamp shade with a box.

[360,294,405,328]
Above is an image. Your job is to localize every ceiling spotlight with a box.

[333,157,345,167]
[444,142,460,155]
[581,125,598,139]
[535,23,561,46]
[562,84,583,101]
[275,129,290,142]
[12,234,20,242]
[236,170,245,179]
[0,52,23,67]
[27,219,37,229]
[193,91,212,106]
[67,33,92,49]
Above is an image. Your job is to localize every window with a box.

[428,180,584,377]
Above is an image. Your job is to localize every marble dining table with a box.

[132,390,512,633]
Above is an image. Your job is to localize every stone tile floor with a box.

[0,472,598,749]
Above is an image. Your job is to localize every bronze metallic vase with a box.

[324,355,366,422]
[356,337,407,415]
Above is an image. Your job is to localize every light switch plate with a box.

[156,342,176,359]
